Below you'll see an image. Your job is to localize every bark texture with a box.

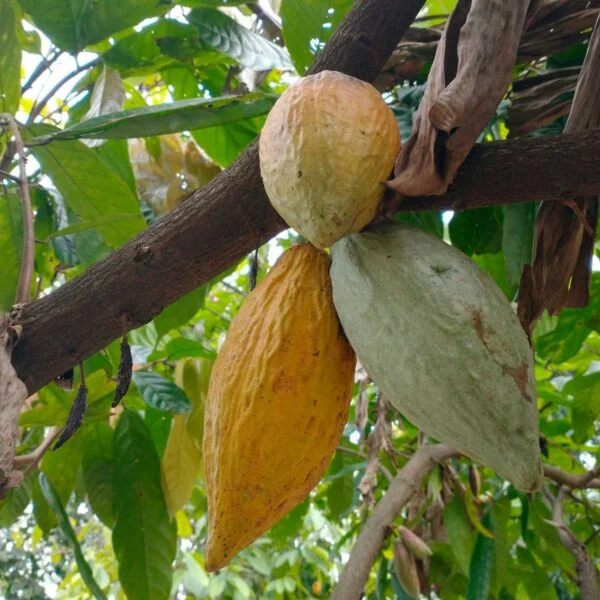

[11,126,600,395]
[11,0,427,393]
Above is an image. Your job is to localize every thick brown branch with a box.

[11,124,600,394]
[10,99,600,395]
[331,445,458,600]
[11,0,427,393]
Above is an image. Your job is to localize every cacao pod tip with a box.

[393,539,421,598]
[399,526,432,559]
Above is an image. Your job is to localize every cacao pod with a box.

[203,244,356,571]
[259,70,400,249]
[330,222,543,492]
[393,539,421,598]
[399,526,432,559]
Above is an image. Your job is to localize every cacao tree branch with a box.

[548,487,600,600]
[8,0,600,396]
[544,464,600,489]
[331,444,459,600]
[11,0,427,393]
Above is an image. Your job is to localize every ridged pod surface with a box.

[259,70,400,249]
[204,244,356,571]
[330,222,542,492]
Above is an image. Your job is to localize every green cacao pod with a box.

[330,222,542,492]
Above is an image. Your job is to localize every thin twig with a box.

[337,445,395,483]
[332,444,459,600]
[13,427,61,475]
[0,114,34,304]
[27,58,99,124]
[544,464,600,489]
[220,280,248,297]
[21,49,62,95]
[547,486,600,600]
[0,169,22,184]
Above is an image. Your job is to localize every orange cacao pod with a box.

[203,244,356,571]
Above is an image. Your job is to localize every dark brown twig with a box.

[27,58,99,124]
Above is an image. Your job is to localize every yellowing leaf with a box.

[161,357,213,515]
[161,414,203,517]
[176,510,193,537]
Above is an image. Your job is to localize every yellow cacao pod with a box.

[259,70,400,249]
[203,244,356,571]
[330,222,543,492]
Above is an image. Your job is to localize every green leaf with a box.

[27,124,145,248]
[0,0,21,114]
[175,358,214,438]
[112,411,177,600]
[0,476,32,527]
[535,275,599,363]
[32,472,56,532]
[472,251,517,300]
[491,498,511,597]
[444,495,475,575]
[269,499,309,540]
[82,423,115,528]
[502,203,535,287]
[177,0,248,5]
[40,425,86,505]
[39,473,108,600]
[18,0,169,52]
[0,191,22,311]
[133,371,192,413]
[97,139,137,195]
[449,208,503,256]
[188,8,293,71]
[467,510,495,600]
[144,407,173,458]
[377,556,389,599]
[564,372,600,443]
[153,285,207,339]
[160,358,214,516]
[49,213,143,239]
[192,114,265,167]
[326,451,356,519]
[281,0,354,74]
[516,547,559,600]
[161,414,203,516]
[396,211,444,239]
[104,19,222,76]
[163,338,216,361]
[30,93,277,143]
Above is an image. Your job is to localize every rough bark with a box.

[10,0,426,393]
[11,126,600,395]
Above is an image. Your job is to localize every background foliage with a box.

[0,0,598,598]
